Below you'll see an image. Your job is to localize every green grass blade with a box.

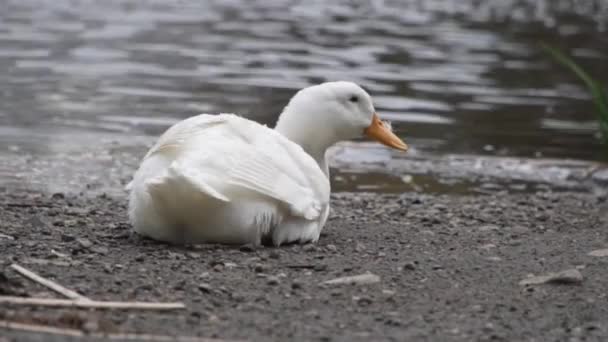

[541,43,608,141]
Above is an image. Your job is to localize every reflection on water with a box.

[0,0,607,193]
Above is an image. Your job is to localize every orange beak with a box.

[364,113,408,151]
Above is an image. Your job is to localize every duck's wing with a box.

[141,114,330,221]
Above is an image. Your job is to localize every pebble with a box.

[76,238,93,249]
[239,244,255,252]
[479,225,500,232]
[269,251,281,259]
[253,263,270,273]
[267,276,280,285]
[90,246,108,255]
[51,192,65,200]
[479,244,496,250]
[519,269,583,286]
[382,289,396,296]
[588,249,608,257]
[61,233,76,242]
[291,280,303,290]
[508,226,529,236]
[187,252,201,259]
[403,262,416,271]
[322,272,380,286]
[326,244,337,253]
[198,283,213,293]
[81,319,99,333]
[353,296,373,306]
[313,264,328,272]
[25,216,45,229]
[302,244,316,252]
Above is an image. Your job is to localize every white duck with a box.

[127,81,407,246]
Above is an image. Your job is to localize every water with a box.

[0,0,607,194]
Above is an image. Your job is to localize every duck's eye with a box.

[349,95,358,103]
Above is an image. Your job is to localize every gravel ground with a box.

[1,189,608,341]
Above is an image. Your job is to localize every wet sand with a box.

[2,189,607,341]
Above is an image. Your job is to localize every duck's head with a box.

[275,81,408,164]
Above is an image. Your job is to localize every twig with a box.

[4,203,54,208]
[285,264,316,269]
[9,264,90,301]
[0,233,15,240]
[0,296,186,310]
[0,320,238,341]
[0,319,82,337]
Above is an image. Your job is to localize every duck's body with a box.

[128,114,330,245]
[128,81,407,246]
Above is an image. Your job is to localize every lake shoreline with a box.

[2,189,607,341]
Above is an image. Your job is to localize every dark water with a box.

[0,0,607,194]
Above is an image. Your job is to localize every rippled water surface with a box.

[1,0,607,193]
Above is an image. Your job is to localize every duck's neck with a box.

[274,111,337,178]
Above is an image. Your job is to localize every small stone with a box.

[403,262,416,271]
[187,252,201,259]
[90,246,108,255]
[291,280,303,290]
[230,292,245,302]
[76,238,93,249]
[326,244,337,253]
[26,216,46,229]
[269,251,281,259]
[65,219,78,227]
[223,262,237,269]
[479,225,499,232]
[479,244,496,250]
[173,280,186,291]
[51,192,65,200]
[382,289,395,296]
[239,244,255,252]
[588,249,608,257]
[355,242,366,252]
[509,226,529,236]
[303,244,316,252]
[81,319,99,333]
[198,283,213,293]
[313,264,328,272]
[322,272,380,286]
[354,296,373,306]
[61,233,76,242]
[253,263,269,273]
[213,264,223,272]
[519,269,583,286]
[267,276,280,285]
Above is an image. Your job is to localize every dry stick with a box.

[0,319,82,337]
[0,296,185,310]
[7,263,186,310]
[0,320,238,342]
[9,264,90,301]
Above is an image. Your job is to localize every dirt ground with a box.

[1,189,608,341]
